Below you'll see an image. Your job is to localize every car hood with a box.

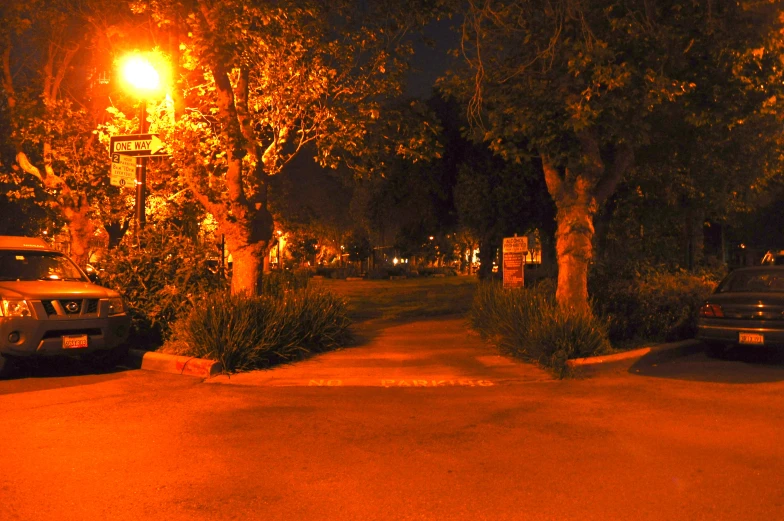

[0,281,120,300]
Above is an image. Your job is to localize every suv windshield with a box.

[0,250,88,282]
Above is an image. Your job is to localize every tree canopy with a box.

[131,0,447,294]
[442,0,784,312]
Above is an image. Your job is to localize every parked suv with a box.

[0,236,130,376]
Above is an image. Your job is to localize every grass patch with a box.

[315,276,477,323]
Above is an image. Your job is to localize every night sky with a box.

[406,17,461,99]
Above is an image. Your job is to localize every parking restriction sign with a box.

[110,153,137,188]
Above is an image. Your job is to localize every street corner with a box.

[126,349,223,378]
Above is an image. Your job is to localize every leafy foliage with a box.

[131,0,448,295]
[0,0,142,262]
[345,230,373,263]
[590,265,721,344]
[469,281,611,377]
[167,287,352,373]
[441,0,784,310]
[260,269,311,299]
[100,224,227,347]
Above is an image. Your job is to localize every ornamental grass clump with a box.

[469,281,611,378]
[168,286,352,373]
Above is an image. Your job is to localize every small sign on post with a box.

[110,153,137,188]
[502,236,528,289]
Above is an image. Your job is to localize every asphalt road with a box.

[1,317,783,521]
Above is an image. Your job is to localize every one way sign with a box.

[109,133,169,157]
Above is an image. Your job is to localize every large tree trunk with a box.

[196,12,278,296]
[207,201,274,296]
[542,136,634,314]
[548,175,597,314]
[230,244,266,296]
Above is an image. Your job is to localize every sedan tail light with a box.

[699,303,724,318]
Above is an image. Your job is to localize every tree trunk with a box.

[553,199,595,314]
[542,139,634,314]
[64,200,93,267]
[684,208,705,271]
[477,238,496,280]
[230,244,266,296]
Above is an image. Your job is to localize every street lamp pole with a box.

[121,53,166,233]
[135,100,148,230]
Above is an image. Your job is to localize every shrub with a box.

[167,286,352,372]
[470,281,611,377]
[261,269,311,298]
[590,266,719,344]
[101,224,227,348]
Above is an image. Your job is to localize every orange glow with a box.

[120,52,168,97]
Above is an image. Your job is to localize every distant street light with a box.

[119,53,167,231]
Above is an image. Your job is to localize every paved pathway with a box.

[207,316,553,388]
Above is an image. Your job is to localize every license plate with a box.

[739,332,764,345]
[62,334,88,349]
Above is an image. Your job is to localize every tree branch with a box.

[593,142,635,205]
[541,153,564,201]
[576,129,604,179]
[235,66,262,161]
[15,152,45,183]
[1,36,15,109]
[50,44,80,102]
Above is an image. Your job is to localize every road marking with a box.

[381,379,494,388]
[305,379,496,387]
[308,380,344,386]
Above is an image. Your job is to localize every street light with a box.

[120,53,166,231]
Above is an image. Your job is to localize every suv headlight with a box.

[108,297,126,316]
[1,299,32,317]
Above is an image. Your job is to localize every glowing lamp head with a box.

[122,56,161,94]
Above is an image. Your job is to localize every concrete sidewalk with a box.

[207,316,555,387]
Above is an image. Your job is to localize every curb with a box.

[127,349,223,378]
[566,339,702,368]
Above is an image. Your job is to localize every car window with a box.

[0,250,88,282]
[717,270,784,293]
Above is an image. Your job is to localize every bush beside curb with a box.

[127,349,222,378]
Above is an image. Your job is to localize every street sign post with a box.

[502,236,528,289]
[109,133,168,157]
[110,153,137,188]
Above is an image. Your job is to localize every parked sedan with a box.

[697,266,784,350]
